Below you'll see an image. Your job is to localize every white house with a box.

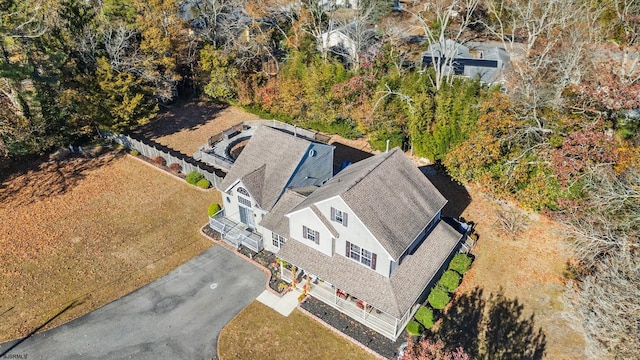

[210,125,334,253]
[210,125,465,340]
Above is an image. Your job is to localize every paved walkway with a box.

[256,289,300,316]
[0,246,266,360]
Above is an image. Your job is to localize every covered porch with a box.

[281,267,413,340]
[209,208,263,252]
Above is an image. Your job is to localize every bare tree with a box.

[561,164,640,359]
[405,0,480,90]
[564,252,640,359]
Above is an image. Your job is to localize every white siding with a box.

[287,207,333,256]
[224,181,266,227]
[315,197,392,277]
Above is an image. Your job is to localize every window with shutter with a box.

[331,207,348,226]
[346,242,378,270]
[303,225,319,244]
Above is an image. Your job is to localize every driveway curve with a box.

[0,245,266,359]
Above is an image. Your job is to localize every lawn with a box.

[217,301,377,360]
[0,151,219,342]
[453,186,585,359]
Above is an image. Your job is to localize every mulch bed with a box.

[201,225,288,294]
[300,296,408,359]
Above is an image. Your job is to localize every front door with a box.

[239,205,255,228]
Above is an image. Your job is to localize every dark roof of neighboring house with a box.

[219,126,311,211]
[277,221,463,318]
[289,148,447,260]
[259,189,307,238]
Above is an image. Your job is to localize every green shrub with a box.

[208,203,221,217]
[306,118,362,139]
[428,288,451,310]
[449,253,473,275]
[405,320,423,336]
[130,149,139,156]
[185,171,204,185]
[414,306,435,329]
[196,178,210,189]
[438,270,461,293]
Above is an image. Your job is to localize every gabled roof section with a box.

[219,126,312,211]
[277,220,463,318]
[289,148,447,260]
[259,189,307,238]
[241,164,265,207]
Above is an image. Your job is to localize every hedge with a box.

[414,306,435,329]
[438,270,461,293]
[208,203,222,217]
[186,171,205,185]
[428,288,451,310]
[449,253,473,275]
[196,178,210,189]
[130,149,139,156]
[406,320,423,336]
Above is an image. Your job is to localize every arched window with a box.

[237,187,250,197]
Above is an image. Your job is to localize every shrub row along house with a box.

[209,125,466,340]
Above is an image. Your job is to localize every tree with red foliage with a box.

[400,337,470,360]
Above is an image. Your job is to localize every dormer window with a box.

[331,207,348,226]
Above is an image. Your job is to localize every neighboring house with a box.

[318,0,359,10]
[210,125,334,253]
[319,22,377,67]
[211,125,466,340]
[422,40,510,85]
[320,29,358,62]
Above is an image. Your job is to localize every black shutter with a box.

[346,241,351,257]
[331,207,336,221]
[343,212,348,227]
[303,225,308,239]
[371,253,377,270]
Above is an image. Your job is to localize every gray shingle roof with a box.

[259,190,307,238]
[290,148,447,260]
[311,205,339,238]
[277,220,463,318]
[219,126,312,211]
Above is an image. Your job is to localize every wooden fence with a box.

[110,133,226,188]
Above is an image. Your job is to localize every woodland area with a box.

[1,0,639,358]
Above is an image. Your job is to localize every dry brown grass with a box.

[140,101,260,155]
[218,301,377,360]
[457,187,585,359]
[0,152,219,342]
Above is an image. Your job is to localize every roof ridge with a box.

[343,148,397,193]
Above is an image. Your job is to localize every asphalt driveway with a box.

[0,245,266,359]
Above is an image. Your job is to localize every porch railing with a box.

[282,268,398,339]
[208,208,227,235]
[238,234,263,253]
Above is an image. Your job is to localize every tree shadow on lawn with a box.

[0,151,122,207]
[436,287,546,360]
[135,100,228,139]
